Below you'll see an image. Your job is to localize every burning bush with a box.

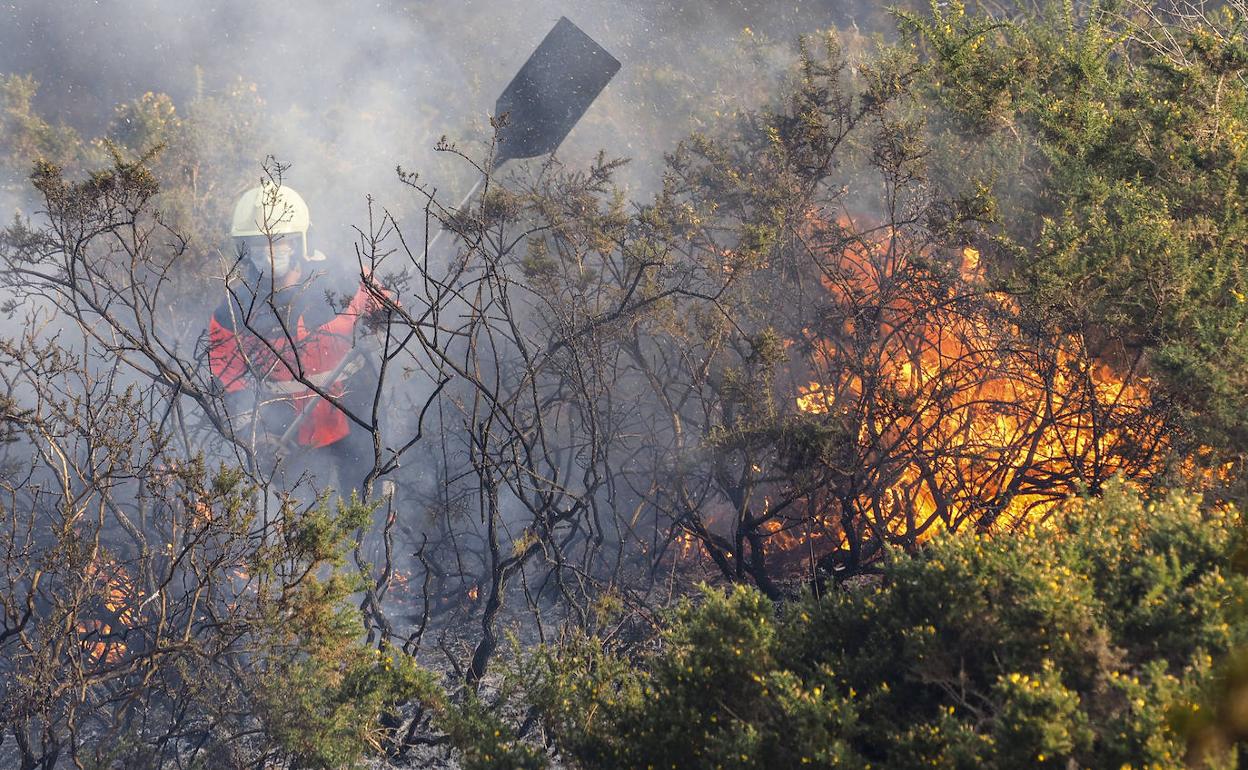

[784,218,1169,574]
[599,28,1182,592]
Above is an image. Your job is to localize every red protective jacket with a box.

[208,264,384,448]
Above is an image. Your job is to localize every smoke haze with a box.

[0,0,870,246]
[0,0,879,502]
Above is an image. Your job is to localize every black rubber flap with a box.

[493,17,621,166]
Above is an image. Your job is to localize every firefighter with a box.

[208,183,383,492]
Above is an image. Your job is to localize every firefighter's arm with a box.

[208,316,251,393]
[208,316,259,424]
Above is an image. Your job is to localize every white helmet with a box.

[230,183,309,274]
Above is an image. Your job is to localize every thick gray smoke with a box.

[0,0,879,504]
[0,0,871,249]
[0,0,881,497]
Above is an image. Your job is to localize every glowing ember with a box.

[77,558,141,666]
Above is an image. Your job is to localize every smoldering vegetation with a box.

[2,0,1247,768]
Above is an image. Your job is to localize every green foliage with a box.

[0,73,265,302]
[238,491,434,768]
[209,491,372,767]
[433,693,549,770]
[253,495,432,769]
[905,1,1248,455]
[530,481,1247,769]
[0,74,93,179]
[530,586,857,769]
[262,645,431,770]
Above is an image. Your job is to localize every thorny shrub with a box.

[526,481,1247,769]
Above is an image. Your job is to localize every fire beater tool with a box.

[422,16,621,260]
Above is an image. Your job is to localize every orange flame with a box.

[77,558,141,666]
[779,217,1167,562]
